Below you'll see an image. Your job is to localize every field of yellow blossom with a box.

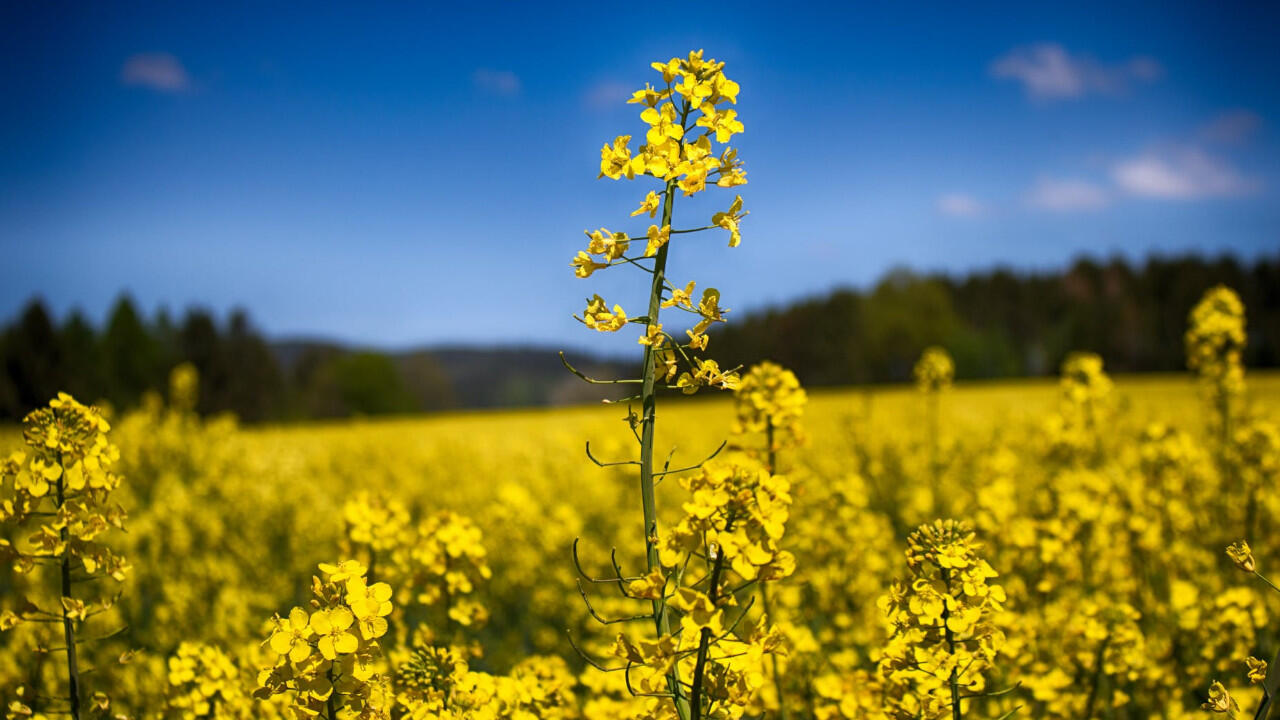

[1,367,1278,718]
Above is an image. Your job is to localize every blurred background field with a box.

[4,369,1278,715]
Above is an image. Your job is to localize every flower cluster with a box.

[170,361,201,414]
[731,361,808,457]
[1059,352,1112,410]
[1186,285,1247,413]
[166,641,251,719]
[877,520,1007,719]
[913,347,954,394]
[1041,353,1114,466]
[395,648,577,719]
[256,560,394,719]
[599,459,792,718]
[397,511,492,631]
[571,49,748,395]
[597,49,745,192]
[1227,419,1279,508]
[660,460,795,582]
[341,492,411,566]
[0,393,128,717]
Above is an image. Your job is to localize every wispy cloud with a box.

[120,52,191,93]
[1025,177,1110,211]
[583,80,631,110]
[472,68,521,97]
[936,192,984,218]
[1112,146,1257,199]
[990,44,1161,100]
[1199,109,1263,145]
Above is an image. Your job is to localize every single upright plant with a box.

[914,347,954,484]
[0,394,130,720]
[562,49,754,719]
[878,519,1009,720]
[1186,285,1247,446]
[731,361,808,473]
[730,361,807,717]
[1048,352,1113,466]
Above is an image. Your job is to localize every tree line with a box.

[1,254,1276,421]
[707,254,1279,386]
[0,299,456,422]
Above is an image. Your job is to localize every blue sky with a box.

[2,2,1278,350]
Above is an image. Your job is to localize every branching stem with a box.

[55,451,82,720]
[941,568,962,720]
[639,168,689,717]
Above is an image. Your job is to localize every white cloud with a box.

[1025,177,1110,211]
[583,80,631,110]
[120,53,191,93]
[1112,147,1257,199]
[1199,110,1263,144]
[936,193,984,218]
[990,44,1161,100]
[472,69,521,97]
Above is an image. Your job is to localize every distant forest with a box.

[1,254,1276,422]
[707,254,1280,386]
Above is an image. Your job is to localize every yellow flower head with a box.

[914,346,954,394]
[1061,352,1112,406]
[628,83,670,107]
[662,280,696,310]
[168,362,200,412]
[631,190,661,218]
[571,250,606,279]
[1186,284,1247,397]
[638,323,666,348]
[644,224,671,257]
[732,362,807,450]
[310,607,358,660]
[640,103,684,146]
[269,607,314,663]
[583,295,628,332]
[697,105,745,143]
[711,195,747,248]
[1227,540,1256,573]
[1202,681,1239,714]
[598,135,635,180]
[1247,656,1268,684]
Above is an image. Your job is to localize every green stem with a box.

[326,664,339,720]
[639,175,688,719]
[55,452,81,720]
[27,650,46,715]
[1082,635,1110,720]
[941,568,962,720]
[690,519,733,720]
[928,391,941,488]
[763,421,788,720]
[760,582,788,720]
[1254,570,1280,597]
[1218,385,1232,450]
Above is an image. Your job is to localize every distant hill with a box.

[270,340,632,411]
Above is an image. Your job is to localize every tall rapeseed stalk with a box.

[1186,285,1246,448]
[914,347,954,488]
[565,50,770,719]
